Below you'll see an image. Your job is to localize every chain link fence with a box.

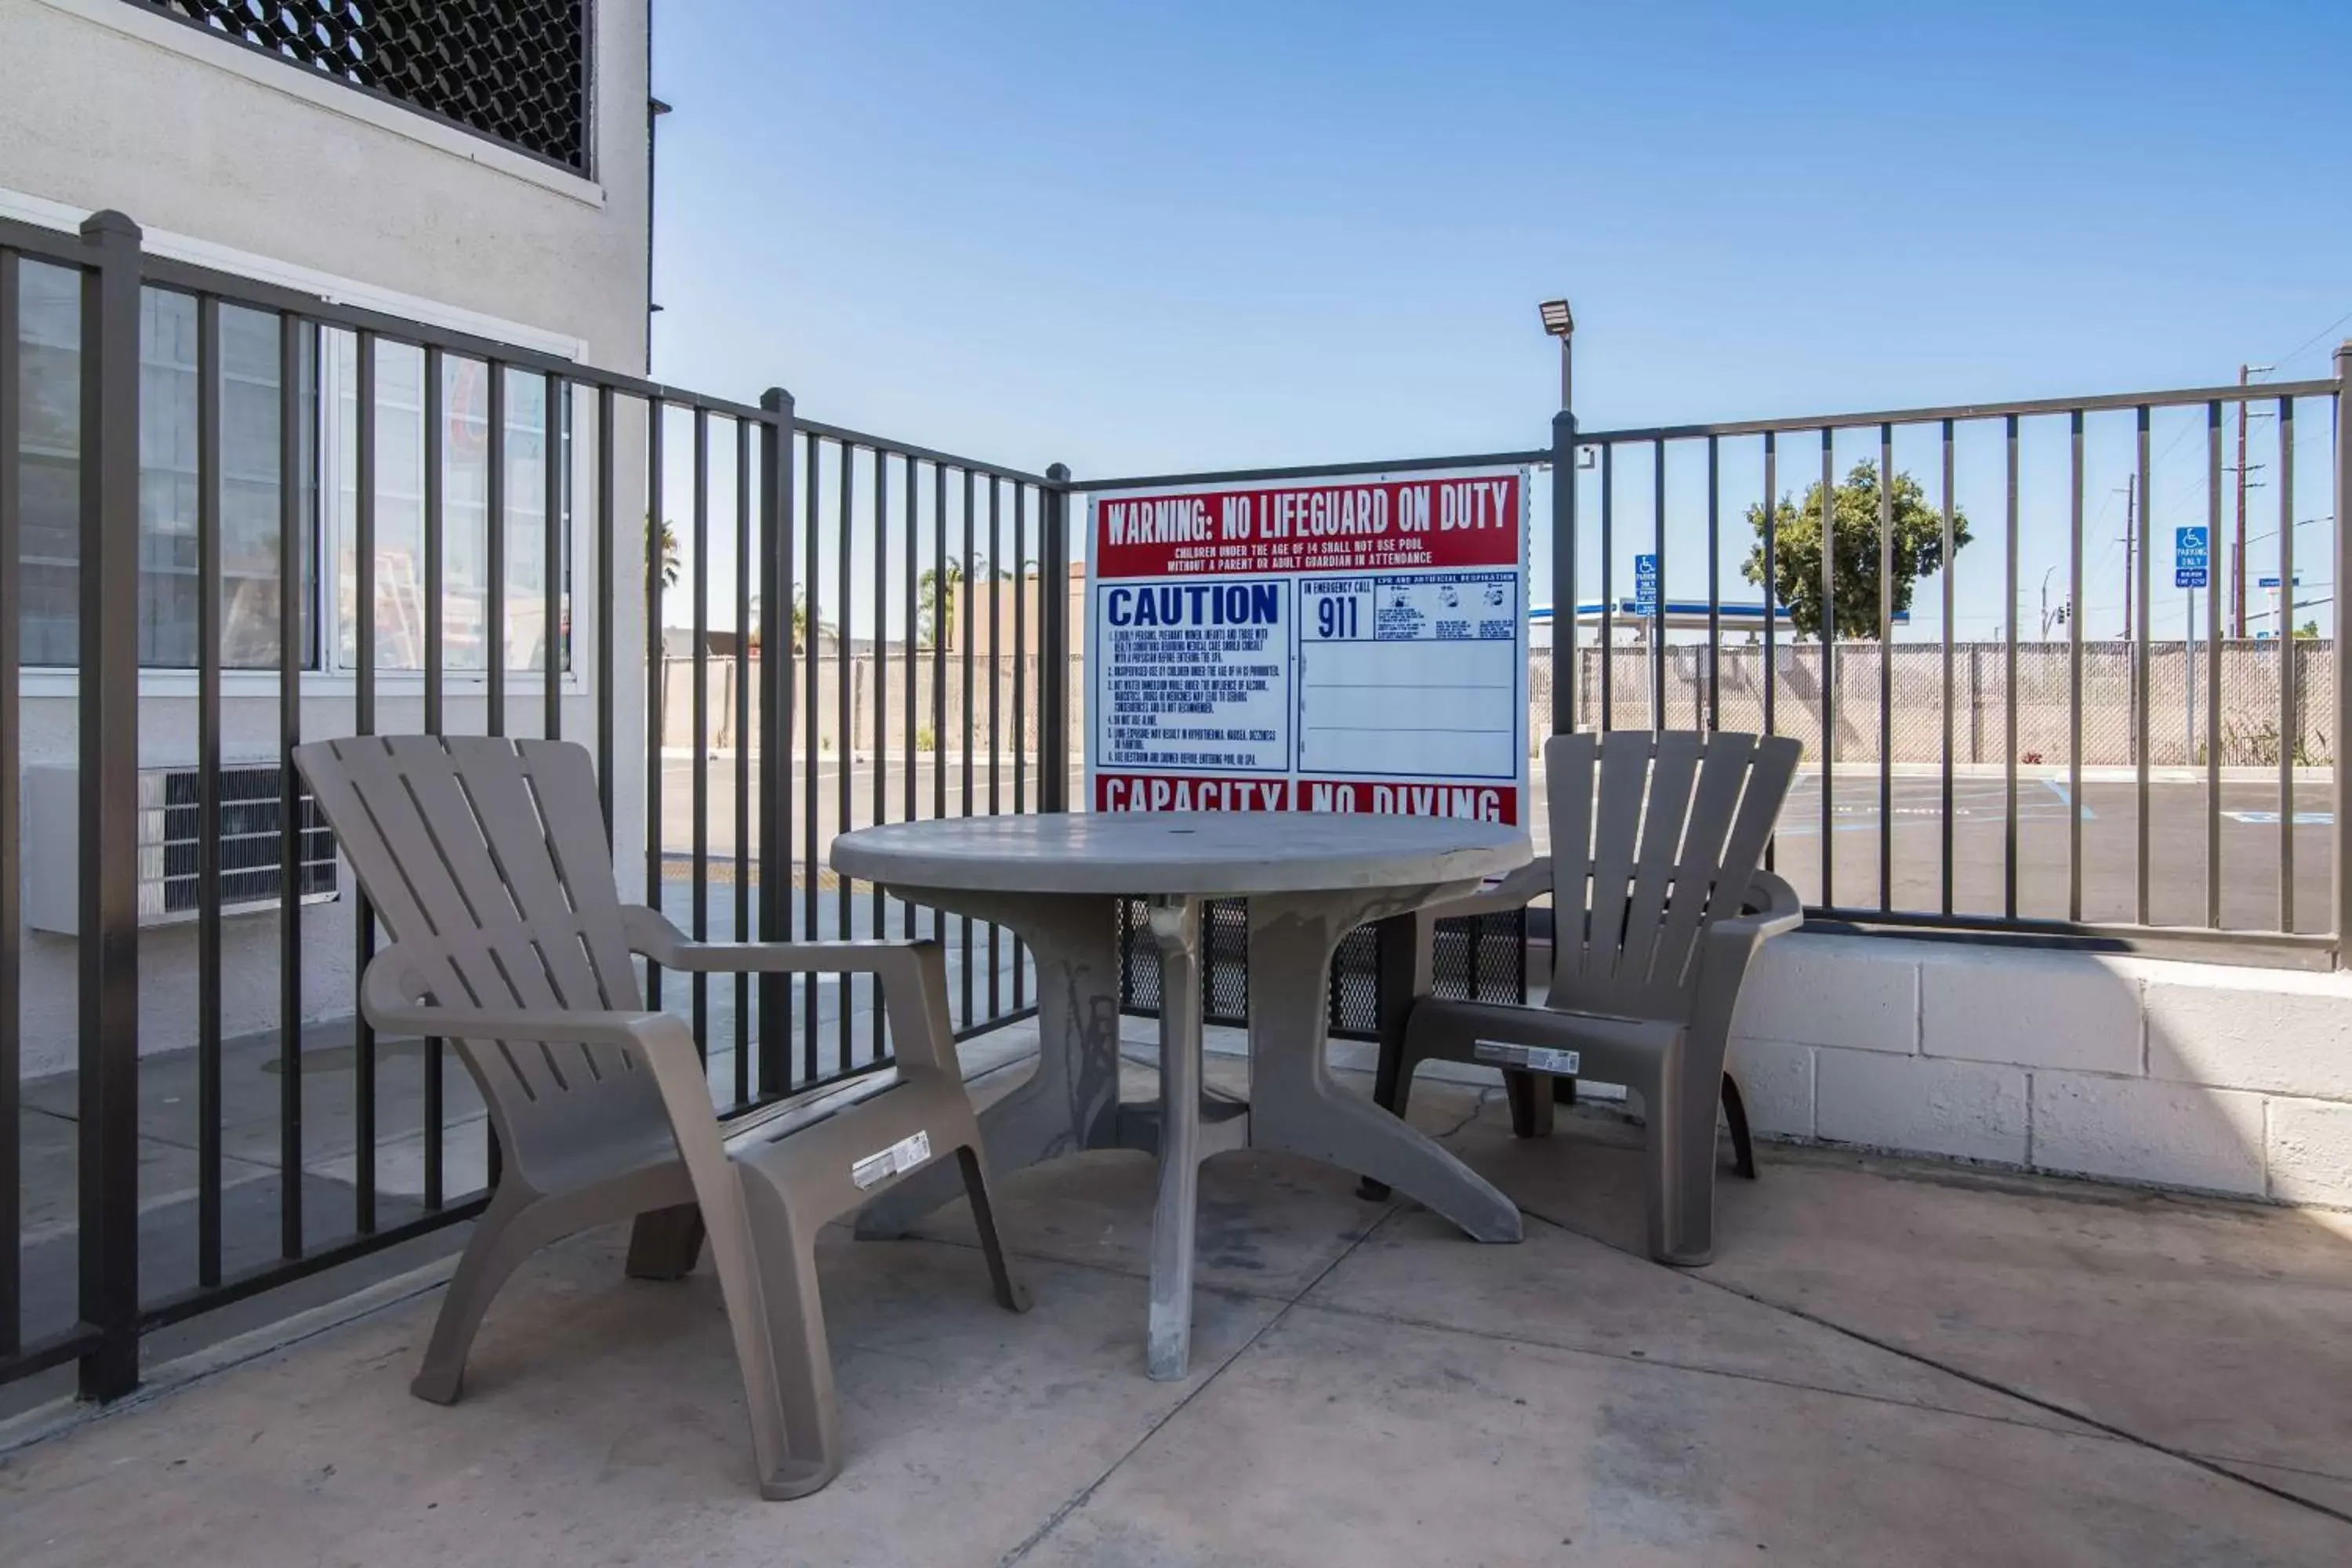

[672,641,2332,769]
[1531,640,2332,766]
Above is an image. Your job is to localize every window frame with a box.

[10,240,594,702]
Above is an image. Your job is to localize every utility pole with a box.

[2118,475,2136,641]
[2235,365,2249,640]
[2232,363,2274,638]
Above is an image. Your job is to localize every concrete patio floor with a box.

[4,1025,2350,1566]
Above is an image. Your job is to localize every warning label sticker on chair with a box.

[1474,1041,1581,1076]
[851,1130,932,1189]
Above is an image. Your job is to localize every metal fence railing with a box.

[5,207,2348,1414]
[1548,354,2349,953]
[0,210,1066,1403]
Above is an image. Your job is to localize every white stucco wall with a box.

[2,0,655,1076]
[2,0,651,369]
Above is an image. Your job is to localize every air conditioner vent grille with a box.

[152,765,338,916]
[23,761,340,933]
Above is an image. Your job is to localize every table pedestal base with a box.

[1244,889,1523,1247]
[855,892,1123,1240]
[854,881,1523,1380]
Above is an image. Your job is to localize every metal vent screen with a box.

[140,1,591,172]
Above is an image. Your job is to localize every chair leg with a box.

[733,1171,844,1501]
[1552,1074,1579,1106]
[1358,912,1430,1205]
[1643,1062,1722,1269]
[1356,1051,1418,1203]
[1721,1073,1758,1180]
[1503,1069,1555,1138]
[956,1142,1031,1313]
[412,1189,564,1405]
[623,1202,707,1280]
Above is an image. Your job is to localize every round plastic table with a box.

[831,811,1530,1379]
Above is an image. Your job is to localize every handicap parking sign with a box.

[2175,526,2209,589]
[1635,553,1660,612]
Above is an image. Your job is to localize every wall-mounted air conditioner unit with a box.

[24,761,339,935]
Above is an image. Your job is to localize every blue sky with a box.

[648,1,2351,641]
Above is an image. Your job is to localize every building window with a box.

[143,286,318,669]
[16,260,89,666]
[9,260,573,679]
[325,343,573,675]
[135,1,593,174]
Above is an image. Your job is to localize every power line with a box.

[2245,514,2333,548]
[2270,307,2352,374]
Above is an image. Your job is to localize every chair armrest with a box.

[1686,871,1803,1047]
[364,996,691,1055]
[620,907,961,1078]
[1422,855,1553,923]
[1729,869,1804,939]
[622,906,935,975]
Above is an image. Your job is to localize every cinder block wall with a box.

[1729,935,2352,1208]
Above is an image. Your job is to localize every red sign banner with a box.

[1092,475,1521,581]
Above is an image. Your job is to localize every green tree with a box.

[2295,620,2320,640]
[1740,462,1970,641]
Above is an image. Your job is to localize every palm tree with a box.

[748,590,831,653]
[917,563,963,648]
[648,517,680,592]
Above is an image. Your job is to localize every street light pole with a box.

[1540,299,1576,734]
[1540,299,1575,414]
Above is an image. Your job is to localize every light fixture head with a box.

[1538,299,1574,337]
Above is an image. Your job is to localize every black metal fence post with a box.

[76,210,144,1402]
[1040,463,1072,811]
[1551,408,1577,736]
[2332,343,2351,966]
[757,388,795,1092]
[0,239,23,1361]
[1357,906,1436,1202]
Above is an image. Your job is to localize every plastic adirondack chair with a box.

[1370,729,1803,1267]
[292,734,1028,1500]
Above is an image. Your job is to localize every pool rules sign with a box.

[1087,467,1531,823]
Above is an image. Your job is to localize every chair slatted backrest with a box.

[292,735,642,1102]
[1545,729,1801,1020]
